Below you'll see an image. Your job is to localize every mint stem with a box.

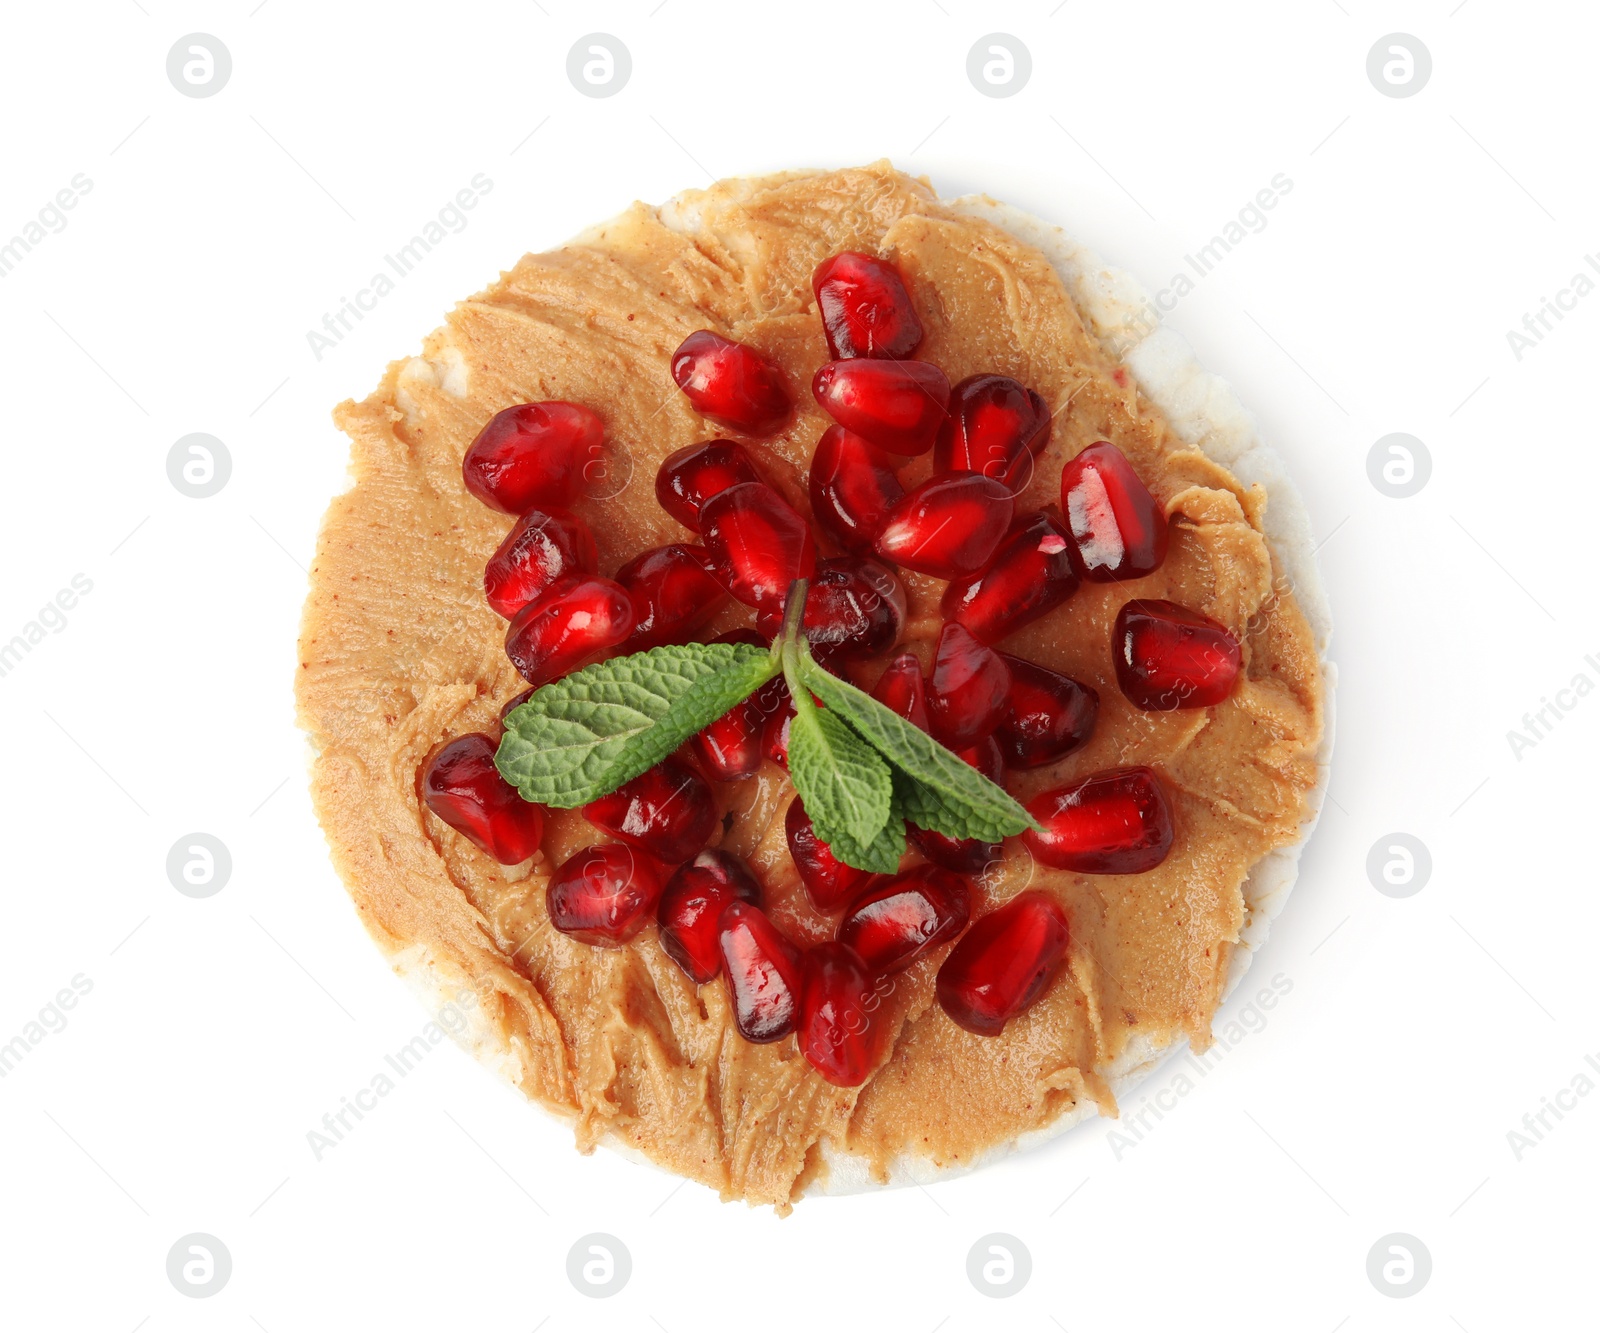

[773,577,809,665]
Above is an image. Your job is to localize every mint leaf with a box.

[797,653,1041,842]
[496,642,774,807]
[820,784,907,874]
[595,648,778,792]
[787,693,893,849]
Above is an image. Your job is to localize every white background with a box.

[1,1,1594,1328]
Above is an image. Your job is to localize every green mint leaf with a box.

[821,798,907,874]
[797,652,1041,842]
[786,692,894,849]
[595,648,778,793]
[495,642,774,807]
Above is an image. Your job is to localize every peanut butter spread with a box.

[296,163,1325,1209]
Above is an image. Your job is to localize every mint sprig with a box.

[495,580,1040,867]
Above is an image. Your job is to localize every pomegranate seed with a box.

[809,425,905,555]
[927,623,1012,748]
[499,687,534,724]
[812,251,924,361]
[812,359,950,455]
[547,843,664,946]
[655,440,764,532]
[875,472,1014,578]
[756,556,905,660]
[504,576,635,686]
[1023,766,1175,873]
[421,734,544,864]
[995,655,1098,768]
[695,703,765,780]
[941,511,1079,644]
[936,890,1070,1036]
[671,330,790,436]
[933,375,1051,494]
[763,680,797,768]
[909,829,1001,875]
[871,653,930,732]
[955,735,1006,784]
[1061,441,1169,581]
[785,797,877,911]
[908,736,1005,874]
[658,849,762,983]
[700,482,816,613]
[615,544,728,650]
[1113,599,1242,710]
[483,508,598,620]
[719,899,804,1043]
[799,942,888,1086]
[582,755,718,865]
[462,401,604,514]
[692,630,770,781]
[838,865,971,975]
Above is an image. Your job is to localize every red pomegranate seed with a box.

[907,736,1005,874]
[1023,766,1175,873]
[839,865,971,975]
[909,828,1002,875]
[809,425,905,555]
[692,630,770,781]
[1060,441,1169,581]
[812,251,924,361]
[582,755,718,865]
[504,576,635,685]
[871,653,930,732]
[941,511,1079,644]
[812,359,950,455]
[756,556,905,660]
[927,623,1012,748]
[483,508,598,620]
[936,890,1070,1036]
[499,686,534,723]
[995,655,1098,768]
[655,440,764,532]
[719,899,805,1043]
[462,402,605,515]
[933,374,1051,494]
[875,472,1014,578]
[547,843,664,946]
[671,331,790,436]
[763,679,797,768]
[658,849,762,983]
[1113,599,1242,710]
[785,797,877,911]
[700,481,816,613]
[615,544,728,650]
[799,942,888,1086]
[421,734,544,864]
